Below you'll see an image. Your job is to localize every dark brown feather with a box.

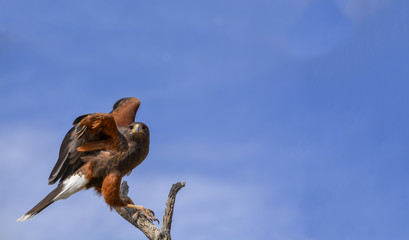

[48,127,78,184]
[48,113,123,185]
[18,183,65,220]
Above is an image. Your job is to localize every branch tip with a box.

[117,181,185,240]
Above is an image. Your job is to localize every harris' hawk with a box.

[17,97,156,222]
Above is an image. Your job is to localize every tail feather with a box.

[17,173,89,222]
[17,184,64,221]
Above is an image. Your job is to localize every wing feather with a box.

[48,113,122,185]
[110,97,140,126]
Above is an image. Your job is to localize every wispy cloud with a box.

[341,0,392,22]
[1,125,278,240]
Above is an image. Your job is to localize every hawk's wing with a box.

[48,113,123,185]
[110,97,140,127]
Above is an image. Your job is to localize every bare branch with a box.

[116,181,185,240]
[160,182,186,238]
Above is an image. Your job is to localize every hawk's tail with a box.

[17,173,89,222]
[17,184,63,222]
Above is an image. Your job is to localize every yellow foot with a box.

[126,204,158,223]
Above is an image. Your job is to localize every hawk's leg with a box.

[120,195,134,204]
[101,173,157,223]
[126,204,158,223]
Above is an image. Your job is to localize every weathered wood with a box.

[116,181,185,240]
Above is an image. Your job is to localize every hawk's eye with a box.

[142,126,147,131]
[129,125,133,130]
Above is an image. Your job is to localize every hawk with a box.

[17,97,156,222]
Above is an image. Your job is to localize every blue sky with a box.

[1,0,408,239]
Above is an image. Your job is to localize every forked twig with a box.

[116,181,186,240]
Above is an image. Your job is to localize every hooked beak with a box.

[131,124,141,134]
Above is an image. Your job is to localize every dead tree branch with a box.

[116,181,186,240]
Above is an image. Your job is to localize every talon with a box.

[148,209,160,224]
[126,204,158,223]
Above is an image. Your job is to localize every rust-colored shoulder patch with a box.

[76,113,121,152]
